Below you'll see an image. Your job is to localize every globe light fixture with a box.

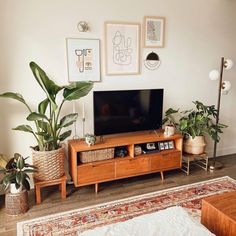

[209,70,220,81]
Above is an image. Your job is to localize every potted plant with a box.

[162,108,179,136]
[0,153,37,215]
[0,62,93,181]
[178,101,227,154]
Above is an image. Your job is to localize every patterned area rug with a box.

[17,176,236,236]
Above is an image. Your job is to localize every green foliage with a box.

[0,153,37,191]
[164,101,227,142]
[0,62,93,151]
[162,108,179,126]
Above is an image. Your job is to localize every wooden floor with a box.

[0,154,236,236]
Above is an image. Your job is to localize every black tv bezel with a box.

[93,88,164,136]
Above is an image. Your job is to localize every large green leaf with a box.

[59,113,78,128]
[59,130,72,141]
[16,171,24,185]
[29,62,62,110]
[27,112,48,121]
[13,125,33,133]
[23,179,30,191]
[16,155,25,169]
[63,81,93,101]
[0,92,26,104]
[165,108,179,116]
[37,120,50,133]
[38,98,49,114]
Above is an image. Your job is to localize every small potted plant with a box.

[162,108,179,136]
[0,153,37,215]
[85,134,96,146]
[179,101,227,154]
[0,62,93,181]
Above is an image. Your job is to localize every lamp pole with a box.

[210,57,224,170]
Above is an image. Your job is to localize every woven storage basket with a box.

[32,147,65,181]
[80,148,114,163]
[5,190,29,215]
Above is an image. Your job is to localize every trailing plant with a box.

[0,153,37,191]
[162,108,179,127]
[178,101,227,142]
[0,62,93,151]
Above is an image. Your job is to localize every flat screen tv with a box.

[93,89,164,136]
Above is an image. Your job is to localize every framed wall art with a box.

[66,38,100,82]
[143,16,165,48]
[105,22,140,75]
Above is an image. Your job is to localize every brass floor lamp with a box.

[209,57,233,170]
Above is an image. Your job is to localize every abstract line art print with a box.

[105,22,140,75]
[66,38,100,82]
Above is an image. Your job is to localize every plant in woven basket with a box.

[0,62,93,181]
[0,62,93,151]
[0,153,37,193]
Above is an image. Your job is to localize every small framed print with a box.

[158,142,165,151]
[164,142,169,150]
[66,38,100,82]
[168,141,175,149]
[143,16,165,48]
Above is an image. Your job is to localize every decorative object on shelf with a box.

[105,21,140,75]
[0,153,37,215]
[162,108,179,137]
[144,51,161,70]
[209,57,234,170]
[158,142,165,151]
[77,21,89,32]
[143,16,165,48]
[115,146,128,158]
[0,62,93,181]
[80,148,115,163]
[134,145,142,156]
[164,125,175,137]
[66,38,100,82]
[158,141,174,150]
[168,141,175,149]
[85,133,96,146]
[178,101,227,155]
[142,142,159,154]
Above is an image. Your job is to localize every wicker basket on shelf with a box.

[80,148,115,163]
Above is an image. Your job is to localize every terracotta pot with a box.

[184,136,206,155]
[32,147,65,181]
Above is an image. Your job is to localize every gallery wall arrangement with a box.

[65,15,165,83]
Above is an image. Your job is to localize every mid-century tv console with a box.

[68,131,183,193]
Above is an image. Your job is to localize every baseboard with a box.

[206,146,236,158]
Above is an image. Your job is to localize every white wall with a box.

[0,0,236,159]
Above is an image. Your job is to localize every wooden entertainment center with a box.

[68,131,183,193]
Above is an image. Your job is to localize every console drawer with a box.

[77,162,115,184]
[116,157,150,178]
[151,151,181,171]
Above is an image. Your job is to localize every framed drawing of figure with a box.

[66,38,100,82]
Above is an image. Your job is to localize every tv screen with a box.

[93,89,163,136]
